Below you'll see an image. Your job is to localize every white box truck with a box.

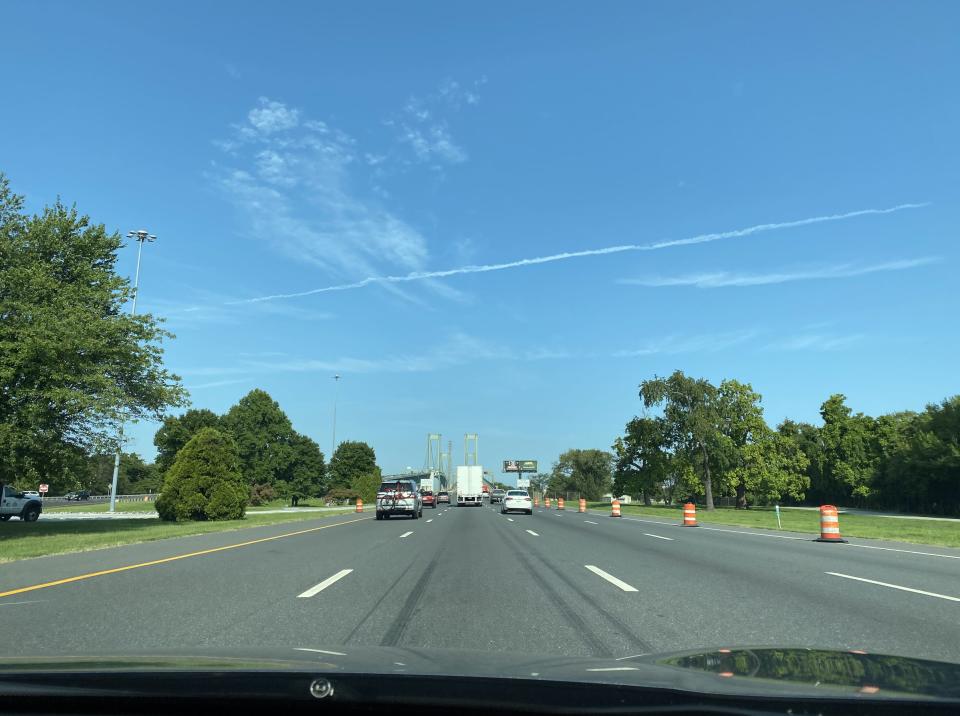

[456,465,483,506]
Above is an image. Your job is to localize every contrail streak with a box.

[229,202,928,304]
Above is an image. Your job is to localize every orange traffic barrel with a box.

[683,502,698,526]
[578,498,586,513]
[355,498,363,513]
[816,505,848,542]
[611,499,621,517]
[534,495,539,507]
[545,497,551,508]
[557,497,565,510]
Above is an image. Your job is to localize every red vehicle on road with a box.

[421,490,437,508]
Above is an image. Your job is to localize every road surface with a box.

[1,504,958,663]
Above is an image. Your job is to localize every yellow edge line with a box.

[0,515,371,599]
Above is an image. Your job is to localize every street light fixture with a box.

[108,230,157,513]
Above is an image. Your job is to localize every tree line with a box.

[154,389,380,509]
[537,370,958,516]
[612,370,959,515]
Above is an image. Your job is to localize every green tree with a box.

[285,433,326,506]
[351,466,383,504]
[640,371,722,509]
[613,416,670,505]
[528,472,550,496]
[819,394,878,504]
[727,432,810,506]
[777,418,824,504]
[550,449,613,500]
[329,441,377,490]
[156,428,247,521]
[221,389,296,487]
[153,409,221,475]
[897,397,960,515]
[716,379,768,509]
[83,451,159,494]
[0,174,186,487]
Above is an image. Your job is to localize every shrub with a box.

[156,428,248,521]
[249,483,276,506]
[351,469,382,504]
[324,487,360,505]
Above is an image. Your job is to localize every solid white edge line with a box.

[525,529,540,537]
[586,667,639,672]
[295,648,348,656]
[399,531,413,538]
[597,511,960,560]
[825,572,960,602]
[297,569,353,598]
[584,565,638,592]
[643,533,674,541]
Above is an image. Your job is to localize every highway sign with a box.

[38,484,49,493]
[503,460,537,473]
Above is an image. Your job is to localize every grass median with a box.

[586,503,960,549]
[0,509,357,563]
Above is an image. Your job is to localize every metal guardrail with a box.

[42,493,158,504]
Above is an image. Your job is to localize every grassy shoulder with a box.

[43,498,346,513]
[0,508,356,563]
[586,503,960,549]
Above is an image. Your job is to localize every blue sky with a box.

[3,1,957,480]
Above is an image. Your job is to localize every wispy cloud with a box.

[765,334,864,351]
[610,330,759,358]
[187,377,253,390]
[210,97,451,304]
[620,257,939,288]
[148,290,335,329]
[230,202,928,305]
[391,78,482,165]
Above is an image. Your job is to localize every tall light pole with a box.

[109,230,156,513]
[330,374,341,459]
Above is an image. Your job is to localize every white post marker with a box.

[775,504,782,529]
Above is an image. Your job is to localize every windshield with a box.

[1,0,958,702]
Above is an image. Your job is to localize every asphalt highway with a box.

[2,503,958,663]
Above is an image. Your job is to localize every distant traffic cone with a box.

[815,505,848,542]
[578,498,586,513]
[558,497,565,510]
[356,498,363,513]
[534,496,539,507]
[682,502,698,527]
[545,497,551,508]
[611,499,621,517]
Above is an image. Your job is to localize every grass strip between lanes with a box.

[0,509,357,564]
[586,503,960,548]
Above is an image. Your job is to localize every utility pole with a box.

[109,230,156,513]
[331,374,341,459]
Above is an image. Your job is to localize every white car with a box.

[500,489,533,515]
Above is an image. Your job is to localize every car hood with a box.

[1,646,958,701]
